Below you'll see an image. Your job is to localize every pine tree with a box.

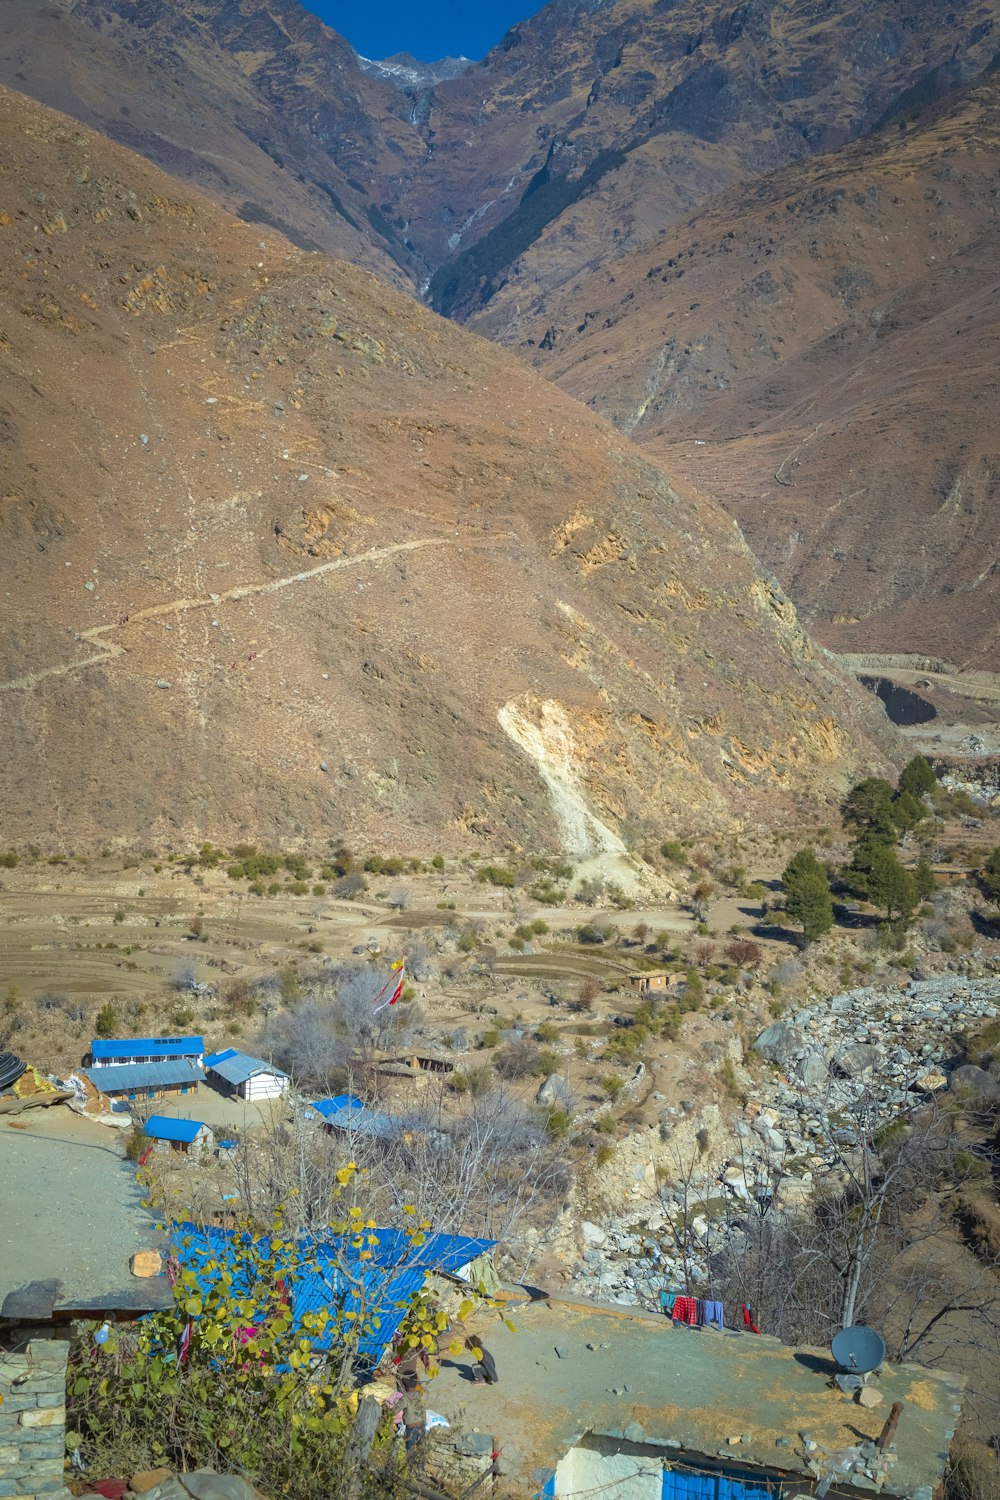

[782,847,834,945]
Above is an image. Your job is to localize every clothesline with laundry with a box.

[659,1293,761,1333]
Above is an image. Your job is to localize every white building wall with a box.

[555,1447,662,1500]
[240,1073,288,1101]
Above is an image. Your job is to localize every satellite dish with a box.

[832,1326,887,1374]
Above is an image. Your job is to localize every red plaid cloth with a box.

[672,1296,699,1326]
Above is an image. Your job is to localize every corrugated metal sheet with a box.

[320,1104,402,1139]
[202,1047,239,1069]
[173,1223,495,1365]
[208,1052,288,1087]
[83,1059,202,1093]
[144,1115,208,1144]
[91,1035,204,1062]
[661,1469,779,1500]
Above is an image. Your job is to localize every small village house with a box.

[628,971,683,995]
[89,1034,204,1068]
[82,1058,202,1101]
[203,1049,289,1101]
[143,1115,211,1156]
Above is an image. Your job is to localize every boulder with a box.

[950,1064,1000,1101]
[913,1070,948,1093]
[833,1043,876,1079]
[535,1074,566,1106]
[857,1386,884,1409]
[798,1050,829,1088]
[130,1249,163,1278]
[581,1221,607,1249]
[753,1022,810,1076]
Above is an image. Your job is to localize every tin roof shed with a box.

[207,1053,288,1087]
[144,1116,209,1144]
[172,1222,495,1365]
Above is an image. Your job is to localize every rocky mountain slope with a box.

[508,74,1000,668]
[0,84,895,854]
[413,0,1000,320]
[0,0,422,283]
[5,0,999,311]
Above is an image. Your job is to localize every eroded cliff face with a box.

[0,86,896,853]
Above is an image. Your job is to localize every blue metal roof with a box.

[208,1052,288,1086]
[203,1048,238,1069]
[309,1094,365,1118]
[91,1035,204,1062]
[144,1115,208,1144]
[320,1104,402,1139]
[172,1223,495,1365]
[360,1230,495,1273]
[83,1059,203,1093]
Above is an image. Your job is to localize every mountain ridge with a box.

[0,81,896,853]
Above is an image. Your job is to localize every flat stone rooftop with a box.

[428,1296,964,1497]
[0,1107,170,1317]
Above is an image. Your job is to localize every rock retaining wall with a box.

[0,1340,68,1499]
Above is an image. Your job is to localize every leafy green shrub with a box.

[660,840,685,864]
[536,1047,561,1077]
[94,1001,118,1038]
[538,1104,572,1140]
[536,1020,559,1044]
[66,1192,478,1498]
[594,1111,617,1135]
[600,1074,626,1103]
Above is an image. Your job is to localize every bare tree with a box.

[258,963,408,1092]
[712,1092,1000,1362]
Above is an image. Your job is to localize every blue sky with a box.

[310,2,541,61]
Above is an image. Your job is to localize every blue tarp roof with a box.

[91,1035,204,1061]
[172,1223,495,1365]
[309,1094,365,1117]
[208,1052,288,1086]
[83,1059,203,1093]
[203,1048,238,1069]
[144,1116,208,1144]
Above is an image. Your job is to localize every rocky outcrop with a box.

[566,973,1000,1307]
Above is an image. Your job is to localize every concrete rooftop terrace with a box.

[429,1298,965,1497]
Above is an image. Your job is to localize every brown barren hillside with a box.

[0,0,420,283]
[511,76,1000,669]
[0,87,897,855]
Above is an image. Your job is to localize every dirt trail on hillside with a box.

[0,536,474,694]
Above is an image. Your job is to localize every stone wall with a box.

[0,1340,68,1499]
